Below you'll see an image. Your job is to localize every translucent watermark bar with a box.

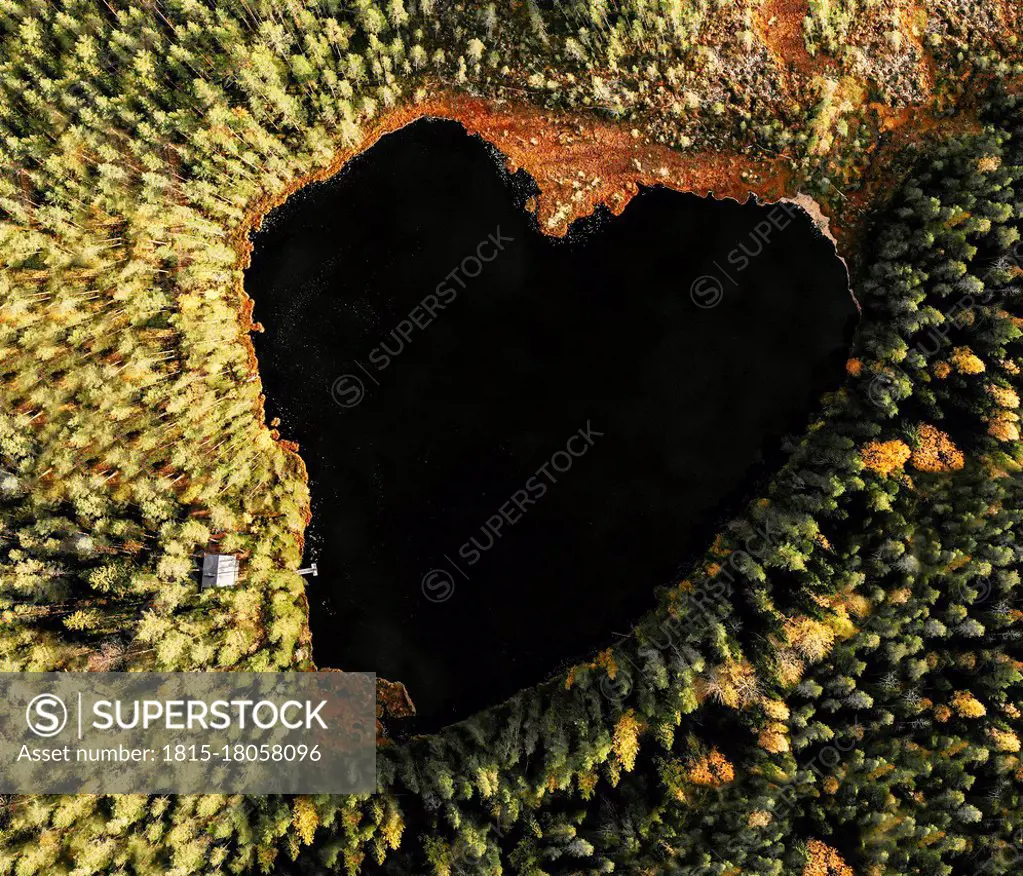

[0,672,376,794]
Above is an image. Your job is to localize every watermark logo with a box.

[866,369,902,408]
[950,576,993,605]
[420,421,603,601]
[599,670,634,705]
[2,673,376,794]
[330,374,366,408]
[25,693,67,738]
[420,569,456,603]
[688,203,801,309]
[690,274,724,308]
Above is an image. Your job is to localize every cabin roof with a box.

[201,553,239,589]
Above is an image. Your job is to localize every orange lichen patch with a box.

[845,358,863,377]
[689,748,736,787]
[434,94,795,238]
[233,87,780,262]
[758,0,828,78]
[911,424,965,473]
[951,691,987,718]
[860,439,912,476]
[804,839,854,876]
[952,346,986,374]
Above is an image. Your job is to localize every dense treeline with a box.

[0,0,1021,874]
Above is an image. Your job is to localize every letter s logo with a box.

[26,693,68,738]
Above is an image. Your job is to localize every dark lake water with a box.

[247,118,855,731]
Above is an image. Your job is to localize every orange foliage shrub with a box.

[911,424,964,472]
[784,616,836,662]
[758,723,790,753]
[803,839,854,876]
[988,728,1022,752]
[612,711,643,772]
[776,648,807,686]
[951,690,986,718]
[292,797,320,846]
[688,748,735,787]
[952,346,985,374]
[988,410,1021,442]
[988,384,1020,408]
[860,439,911,476]
[699,658,759,708]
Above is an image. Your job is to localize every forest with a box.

[0,0,1022,874]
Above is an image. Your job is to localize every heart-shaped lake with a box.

[247,118,855,731]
